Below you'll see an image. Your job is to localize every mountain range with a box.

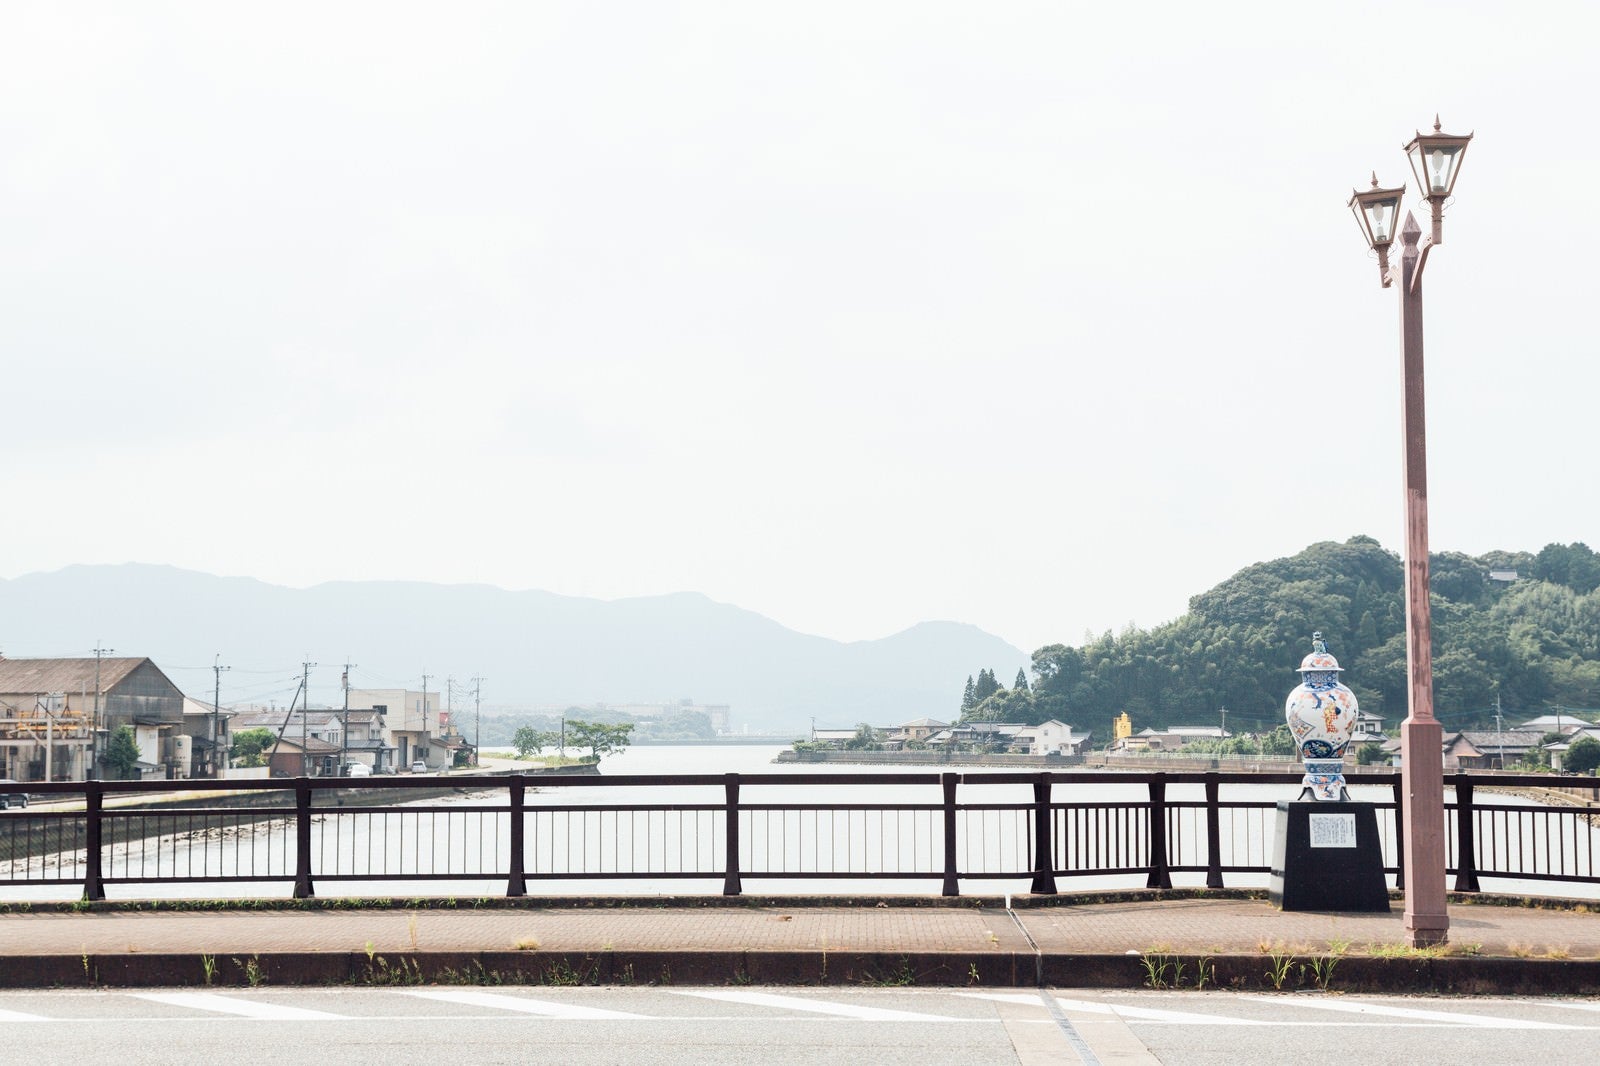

[0,564,1028,734]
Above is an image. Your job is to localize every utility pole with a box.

[420,672,431,769]
[1219,706,1228,742]
[90,643,113,780]
[470,675,484,766]
[213,655,230,778]
[340,659,356,771]
[300,658,317,776]
[447,675,455,735]
[1495,692,1505,769]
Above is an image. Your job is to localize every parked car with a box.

[340,763,371,778]
[0,780,29,809]
[410,760,428,774]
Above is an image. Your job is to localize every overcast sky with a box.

[3,2,1594,654]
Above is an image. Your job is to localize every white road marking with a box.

[1238,995,1581,1030]
[0,1008,48,1022]
[400,989,650,1019]
[957,992,1268,1027]
[129,992,347,1020]
[669,989,958,1021]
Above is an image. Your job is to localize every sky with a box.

[4,1,1596,655]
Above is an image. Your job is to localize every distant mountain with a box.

[0,564,1028,734]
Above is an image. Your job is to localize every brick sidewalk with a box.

[1,897,1595,960]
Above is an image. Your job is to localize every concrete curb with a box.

[12,949,1600,994]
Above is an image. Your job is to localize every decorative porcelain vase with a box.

[1284,633,1359,801]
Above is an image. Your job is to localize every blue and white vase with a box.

[1284,633,1359,801]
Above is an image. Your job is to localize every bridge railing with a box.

[0,771,1595,900]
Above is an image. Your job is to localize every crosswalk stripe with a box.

[0,1008,49,1022]
[958,992,1268,1027]
[129,992,347,1020]
[400,989,649,1019]
[669,989,957,1021]
[1238,996,1580,1030]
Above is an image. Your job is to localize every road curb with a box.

[11,949,1600,994]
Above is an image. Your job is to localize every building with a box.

[1117,725,1230,752]
[346,688,444,770]
[1442,730,1547,770]
[180,696,233,778]
[0,656,184,782]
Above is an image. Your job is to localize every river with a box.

[1,745,1591,903]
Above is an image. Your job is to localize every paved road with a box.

[4,985,1598,1065]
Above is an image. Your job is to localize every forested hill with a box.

[963,536,1600,737]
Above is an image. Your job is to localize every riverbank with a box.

[774,749,1085,767]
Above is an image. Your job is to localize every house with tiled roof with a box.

[0,656,184,782]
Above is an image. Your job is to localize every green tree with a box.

[972,669,1001,703]
[846,722,880,750]
[1566,735,1600,774]
[1014,668,1030,692]
[230,727,276,768]
[565,719,635,761]
[512,726,560,758]
[104,725,142,778]
[960,675,976,714]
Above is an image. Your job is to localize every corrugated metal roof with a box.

[0,657,150,696]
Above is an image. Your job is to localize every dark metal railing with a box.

[1,770,1598,900]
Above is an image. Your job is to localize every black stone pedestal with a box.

[1269,801,1390,912]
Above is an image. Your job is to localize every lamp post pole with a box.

[1395,211,1448,946]
[1347,117,1472,948]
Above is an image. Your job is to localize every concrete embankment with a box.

[0,762,599,861]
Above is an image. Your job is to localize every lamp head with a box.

[1348,172,1406,251]
[1404,115,1473,201]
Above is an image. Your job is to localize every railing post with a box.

[1452,774,1480,892]
[1391,775,1406,890]
[82,780,105,902]
[293,778,315,899]
[941,772,960,897]
[722,772,742,896]
[1145,773,1172,889]
[506,775,527,897]
[1030,773,1057,895]
[1204,772,1223,889]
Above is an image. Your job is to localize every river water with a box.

[2,745,1592,903]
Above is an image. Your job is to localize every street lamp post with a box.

[1347,116,1473,948]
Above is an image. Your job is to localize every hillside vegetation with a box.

[964,536,1600,736]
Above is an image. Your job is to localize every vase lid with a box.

[1298,631,1342,672]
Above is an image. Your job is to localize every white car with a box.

[410,760,428,774]
[343,763,371,778]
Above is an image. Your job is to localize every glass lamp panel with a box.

[1363,197,1399,244]
[1409,142,1463,195]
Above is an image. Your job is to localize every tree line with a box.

[960,537,1600,738]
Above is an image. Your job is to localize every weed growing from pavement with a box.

[1139,953,1188,990]
[360,956,423,986]
[861,957,918,987]
[435,962,503,986]
[200,954,217,986]
[1264,949,1297,990]
[1306,954,1340,991]
[541,960,582,986]
[234,955,265,987]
